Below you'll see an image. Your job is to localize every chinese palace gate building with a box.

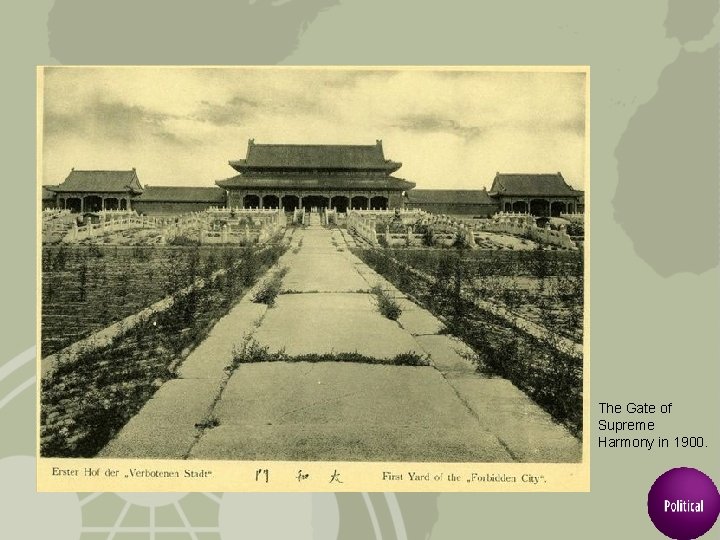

[215,139,416,212]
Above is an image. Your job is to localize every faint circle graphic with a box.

[118,492,189,506]
[219,493,340,539]
[0,456,81,540]
[79,492,222,535]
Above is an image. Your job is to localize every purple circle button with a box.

[648,467,720,539]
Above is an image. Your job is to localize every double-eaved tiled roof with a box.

[489,172,582,197]
[230,139,402,172]
[48,170,144,194]
[135,186,226,203]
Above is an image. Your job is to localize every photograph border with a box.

[36,64,590,493]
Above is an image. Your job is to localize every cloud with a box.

[44,96,194,146]
[391,113,486,140]
[192,96,260,126]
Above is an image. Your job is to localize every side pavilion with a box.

[46,169,143,212]
[488,172,583,217]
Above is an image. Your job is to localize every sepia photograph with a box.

[38,66,588,490]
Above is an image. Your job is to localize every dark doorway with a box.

[119,198,128,210]
[302,195,329,212]
[550,201,567,217]
[512,201,528,213]
[351,196,368,210]
[263,195,280,209]
[83,195,103,213]
[504,202,512,212]
[103,197,119,210]
[66,198,81,213]
[243,194,260,208]
[282,195,299,212]
[331,196,349,213]
[530,199,550,217]
[370,196,388,210]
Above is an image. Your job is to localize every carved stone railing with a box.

[325,209,337,226]
[42,209,72,222]
[292,208,305,225]
[199,209,283,245]
[63,212,159,243]
[482,212,577,249]
[347,211,378,246]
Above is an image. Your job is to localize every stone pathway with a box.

[100,225,581,463]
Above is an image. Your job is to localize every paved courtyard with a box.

[100,225,581,463]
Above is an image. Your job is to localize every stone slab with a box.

[281,254,368,292]
[178,302,267,379]
[215,362,473,426]
[450,378,582,462]
[189,424,511,462]
[280,233,369,292]
[395,299,446,335]
[190,362,511,462]
[252,293,424,358]
[352,266,407,298]
[414,334,479,377]
[98,379,220,458]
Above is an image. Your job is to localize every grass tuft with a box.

[252,267,288,306]
[230,338,429,367]
[370,285,402,321]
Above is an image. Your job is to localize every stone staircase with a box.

[307,212,322,227]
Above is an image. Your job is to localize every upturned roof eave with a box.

[46,185,143,194]
[229,163,402,173]
[216,176,414,191]
[491,190,581,197]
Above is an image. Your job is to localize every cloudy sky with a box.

[41,67,587,191]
